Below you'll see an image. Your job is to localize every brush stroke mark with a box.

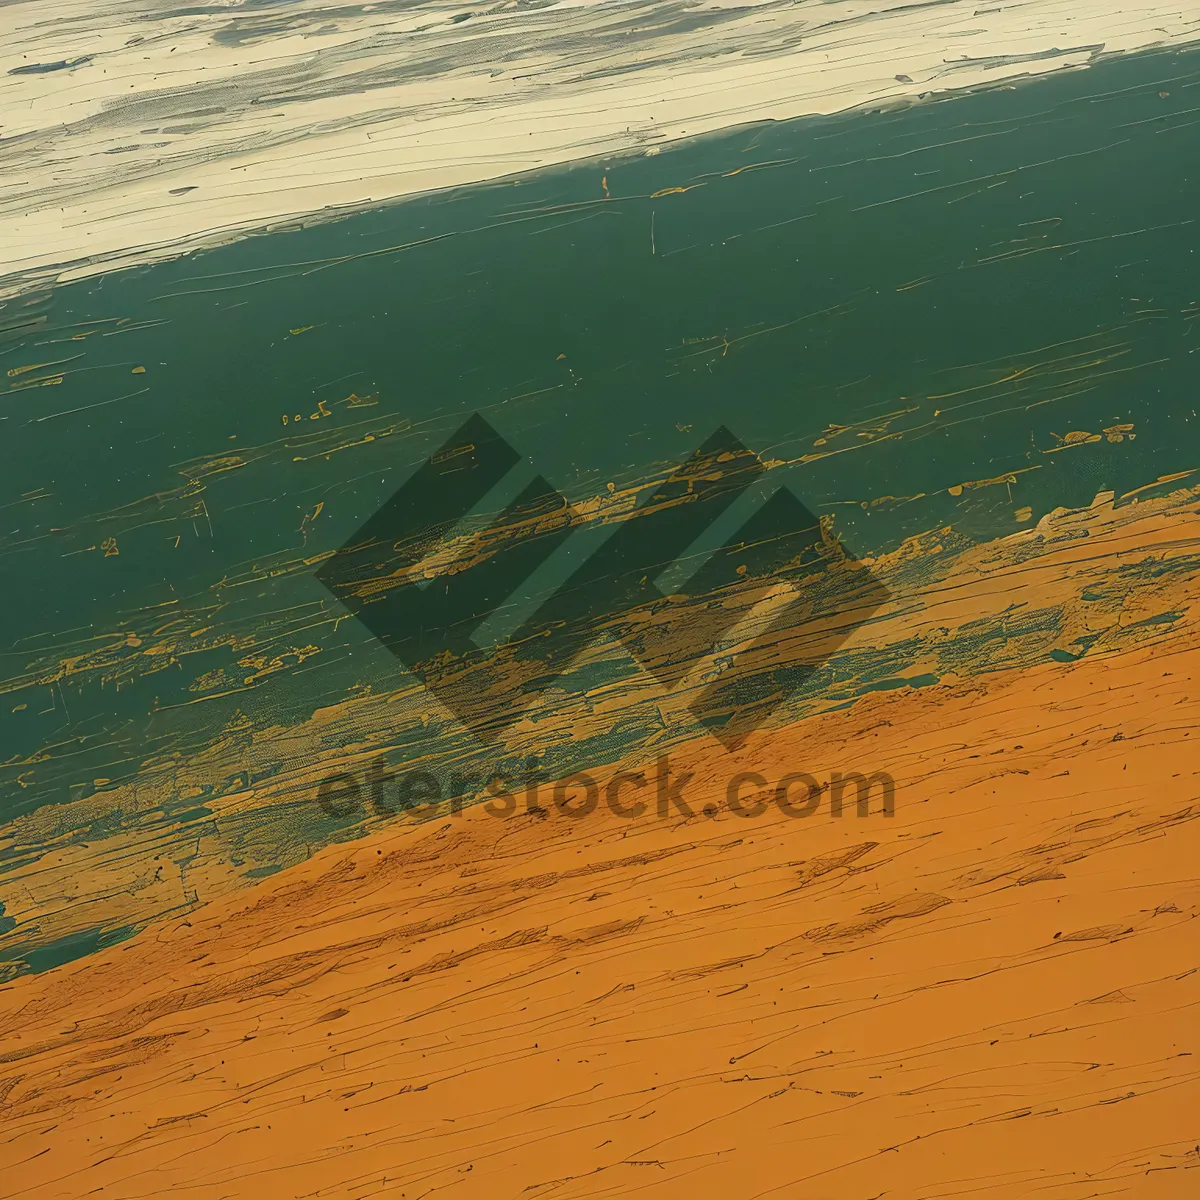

[1,473,1197,979]
[0,583,1196,1197]
[2,1,1199,292]
[2,44,1200,975]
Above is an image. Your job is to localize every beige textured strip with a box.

[2,0,1199,294]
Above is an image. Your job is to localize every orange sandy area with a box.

[1,563,1197,1197]
[4,477,1198,974]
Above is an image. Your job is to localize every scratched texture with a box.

[1,562,1198,1196]
[2,0,1200,290]
[0,29,1199,1200]
[3,44,1199,979]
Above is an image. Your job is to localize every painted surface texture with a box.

[4,1,1200,290]
[0,25,1198,1200]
